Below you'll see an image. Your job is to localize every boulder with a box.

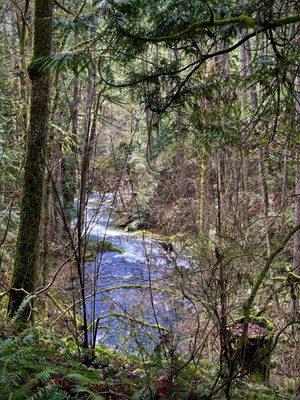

[126,219,141,231]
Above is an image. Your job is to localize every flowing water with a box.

[82,194,184,349]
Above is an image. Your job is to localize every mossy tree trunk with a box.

[8,0,53,320]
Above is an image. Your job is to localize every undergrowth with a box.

[0,333,103,399]
[0,329,294,400]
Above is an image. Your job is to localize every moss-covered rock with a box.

[83,252,96,261]
[84,240,124,261]
[230,316,274,382]
[126,219,141,231]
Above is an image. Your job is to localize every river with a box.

[82,194,185,350]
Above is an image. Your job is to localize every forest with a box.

[0,0,299,399]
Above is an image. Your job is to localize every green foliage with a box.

[0,0,299,398]
[0,326,293,399]
[114,140,135,172]
[231,380,293,400]
[28,52,92,76]
[132,387,156,400]
[153,120,174,157]
[53,16,97,34]
[0,334,103,400]
[239,15,256,27]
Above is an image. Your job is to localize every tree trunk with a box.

[8,0,53,320]
[245,38,281,314]
[281,151,288,209]
[216,153,231,374]
[16,0,30,132]
[198,152,207,235]
[240,39,250,226]
[62,78,80,228]
[293,76,300,276]
[291,151,300,318]
[292,74,300,317]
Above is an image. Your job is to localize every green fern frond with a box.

[0,335,104,400]
[28,387,71,400]
[28,51,92,76]
[53,16,97,34]
[132,387,156,400]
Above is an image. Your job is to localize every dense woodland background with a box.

[0,0,299,399]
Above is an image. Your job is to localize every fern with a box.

[28,387,71,400]
[132,387,157,400]
[53,15,97,34]
[0,335,104,400]
[29,51,92,76]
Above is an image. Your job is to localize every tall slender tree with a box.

[8,0,53,320]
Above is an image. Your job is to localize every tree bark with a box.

[240,39,250,225]
[292,74,300,317]
[245,38,281,314]
[8,0,53,320]
[61,78,80,229]
[293,76,300,276]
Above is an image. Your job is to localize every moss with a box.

[248,315,274,331]
[8,0,53,322]
[84,252,96,261]
[287,272,300,282]
[230,315,274,382]
[94,312,170,332]
[272,276,286,282]
[239,15,256,27]
[132,229,172,242]
[125,220,141,232]
[88,240,124,255]
[233,315,274,335]
[83,241,124,262]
